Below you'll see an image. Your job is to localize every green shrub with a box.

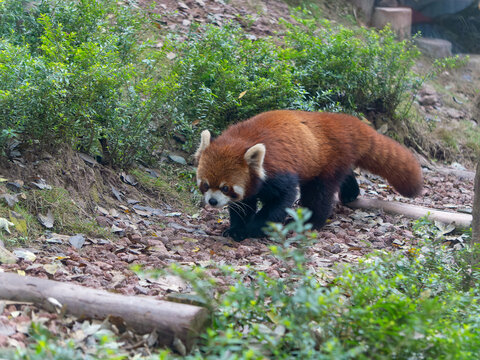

[281,16,422,116]
[163,23,307,150]
[166,18,422,150]
[0,0,167,166]
[168,211,480,359]
[5,322,129,360]
[9,213,480,359]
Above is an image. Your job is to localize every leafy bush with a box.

[166,18,423,150]
[8,213,480,359]
[5,322,129,360]
[1,1,423,160]
[0,0,167,166]
[163,23,307,149]
[281,16,422,116]
[168,212,480,359]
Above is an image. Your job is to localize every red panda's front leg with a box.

[223,197,257,240]
[226,173,298,242]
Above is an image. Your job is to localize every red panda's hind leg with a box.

[300,177,338,229]
[339,169,360,204]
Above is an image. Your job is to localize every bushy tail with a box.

[355,129,423,198]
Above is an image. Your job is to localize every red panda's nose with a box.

[208,198,218,206]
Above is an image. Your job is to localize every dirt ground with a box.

[0,0,479,356]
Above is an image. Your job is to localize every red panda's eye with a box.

[221,185,229,194]
[201,183,209,192]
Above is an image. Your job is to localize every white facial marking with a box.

[233,185,245,199]
[204,189,230,208]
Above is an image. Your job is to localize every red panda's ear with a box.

[244,143,266,180]
[194,130,211,164]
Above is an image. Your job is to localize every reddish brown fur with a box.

[197,110,423,198]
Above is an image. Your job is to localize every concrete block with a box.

[371,7,412,39]
[415,37,452,58]
[349,0,375,22]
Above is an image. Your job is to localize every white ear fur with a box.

[194,130,211,163]
[244,143,266,180]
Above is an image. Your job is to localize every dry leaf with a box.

[13,249,36,262]
[9,211,27,235]
[0,218,15,234]
[38,210,54,229]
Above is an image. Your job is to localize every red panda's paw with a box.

[223,227,248,242]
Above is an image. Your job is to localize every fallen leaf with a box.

[0,247,17,264]
[9,211,27,235]
[111,186,123,201]
[120,172,138,186]
[43,263,60,275]
[110,271,127,288]
[133,205,163,216]
[38,210,54,229]
[0,218,15,234]
[0,193,19,208]
[145,274,187,292]
[97,206,109,216]
[168,154,187,165]
[69,234,86,249]
[78,153,97,166]
[165,212,182,217]
[111,225,125,235]
[47,297,63,309]
[0,321,16,337]
[31,178,52,190]
[109,208,120,218]
[13,249,36,262]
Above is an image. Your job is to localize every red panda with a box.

[195,110,423,241]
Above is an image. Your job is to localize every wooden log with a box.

[0,272,209,352]
[347,197,472,229]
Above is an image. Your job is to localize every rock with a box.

[419,84,437,96]
[128,233,143,244]
[415,38,452,58]
[96,216,112,227]
[178,1,189,10]
[444,108,464,119]
[418,94,439,106]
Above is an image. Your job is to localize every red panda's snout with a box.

[205,185,245,208]
[197,179,246,208]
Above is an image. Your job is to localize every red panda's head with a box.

[195,130,266,208]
